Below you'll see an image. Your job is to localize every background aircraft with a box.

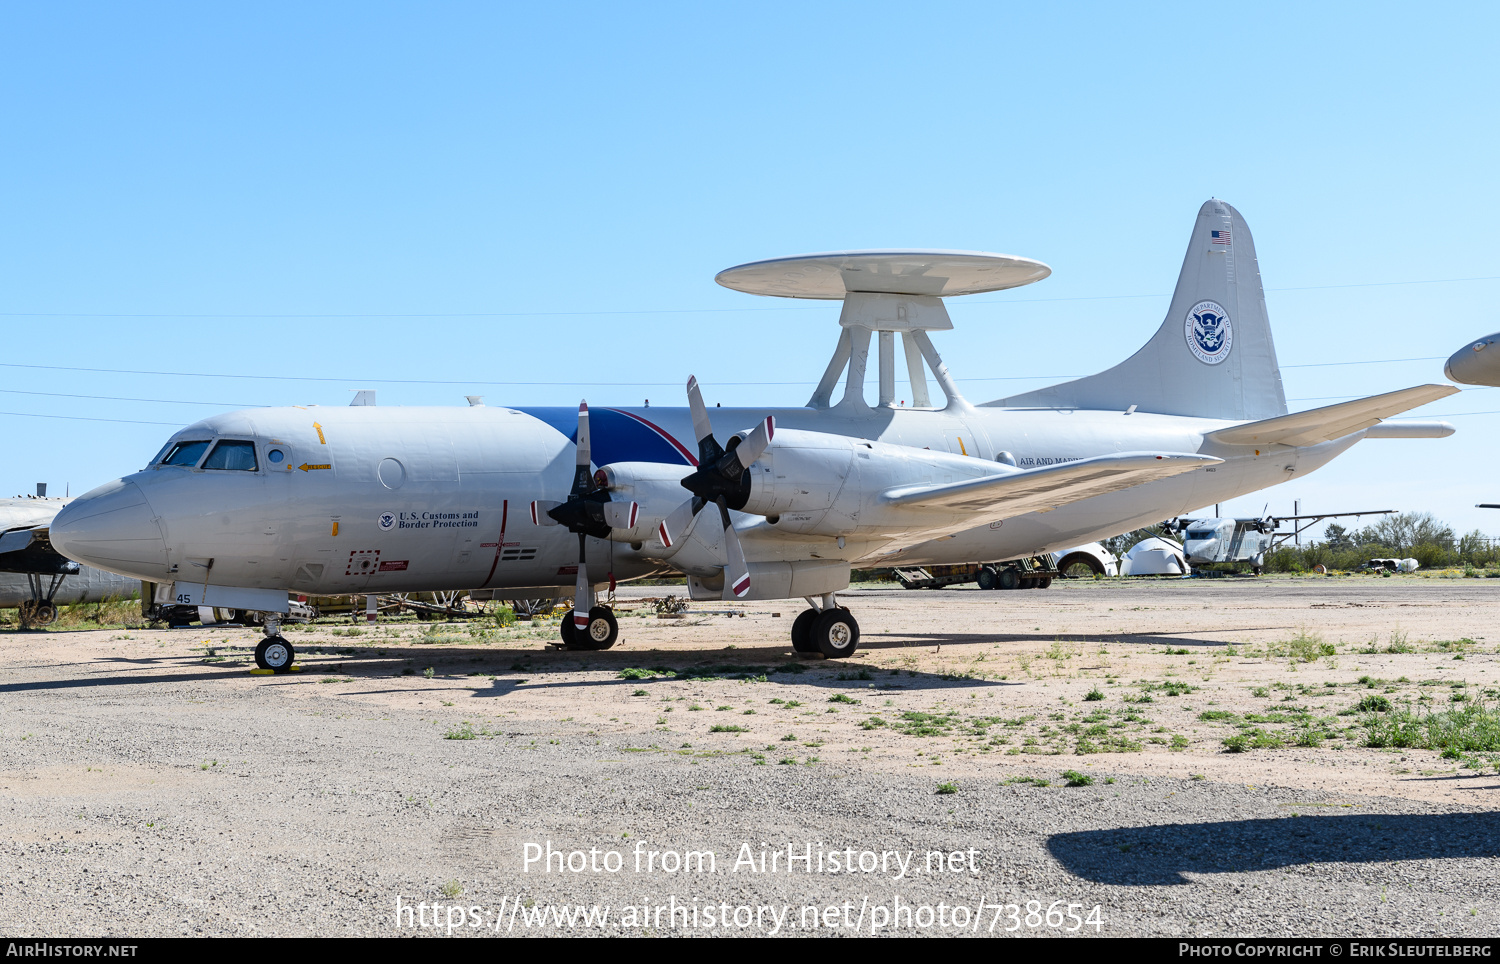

[0,487,138,626]
[1445,335,1500,387]
[51,200,1455,668]
[1170,509,1395,573]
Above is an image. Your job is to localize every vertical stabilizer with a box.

[992,200,1287,420]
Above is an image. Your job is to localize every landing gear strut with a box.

[255,615,296,673]
[790,594,860,659]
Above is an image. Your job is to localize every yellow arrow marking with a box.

[314,422,326,444]
[299,463,332,472]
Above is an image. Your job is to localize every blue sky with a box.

[2,3,1496,537]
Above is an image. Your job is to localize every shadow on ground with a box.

[1047,812,1500,885]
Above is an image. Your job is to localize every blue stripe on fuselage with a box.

[516,407,695,466]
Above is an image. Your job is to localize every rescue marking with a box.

[314,421,326,444]
[299,463,332,472]
[345,550,381,576]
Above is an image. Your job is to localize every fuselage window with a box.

[203,440,259,471]
[162,440,212,467]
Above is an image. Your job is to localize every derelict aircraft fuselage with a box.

[51,200,1457,663]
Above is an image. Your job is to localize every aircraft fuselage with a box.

[50,401,1352,597]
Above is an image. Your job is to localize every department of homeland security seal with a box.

[378,511,396,531]
[1184,300,1232,364]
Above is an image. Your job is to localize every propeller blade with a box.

[602,500,639,530]
[577,402,592,468]
[570,401,593,497]
[687,376,713,446]
[656,497,701,552]
[732,415,775,469]
[716,497,751,598]
[530,500,562,526]
[573,535,590,631]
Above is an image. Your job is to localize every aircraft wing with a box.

[1205,384,1458,447]
[0,527,39,555]
[881,452,1220,515]
[0,526,79,575]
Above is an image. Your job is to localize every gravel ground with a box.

[3,575,1499,937]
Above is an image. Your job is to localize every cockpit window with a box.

[203,440,259,471]
[162,440,212,467]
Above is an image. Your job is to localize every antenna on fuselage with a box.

[715,250,1050,413]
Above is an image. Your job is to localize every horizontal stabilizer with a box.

[1206,385,1458,447]
[882,452,1219,515]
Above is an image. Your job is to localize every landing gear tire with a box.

[583,606,618,650]
[1020,577,1037,590]
[791,609,819,653]
[811,608,860,659]
[1036,576,1053,590]
[33,603,57,625]
[561,607,617,651]
[976,567,998,591]
[997,568,1021,591]
[255,636,295,674]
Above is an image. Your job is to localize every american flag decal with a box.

[1211,229,1231,245]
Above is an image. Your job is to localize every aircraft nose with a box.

[1444,333,1500,386]
[51,479,169,580]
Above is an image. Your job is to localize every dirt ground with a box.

[4,574,1500,937]
[16,574,1494,802]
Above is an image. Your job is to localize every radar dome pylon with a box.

[714,249,1052,414]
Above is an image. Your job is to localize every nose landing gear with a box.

[254,615,297,673]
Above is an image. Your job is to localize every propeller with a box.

[529,402,638,633]
[654,377,774,599]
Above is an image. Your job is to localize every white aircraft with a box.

[0,489,138,625]
[50,200,1457,671]
[1171,509,1394,573]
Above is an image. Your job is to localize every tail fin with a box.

[991,199,1287,420]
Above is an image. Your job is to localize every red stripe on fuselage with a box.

[482,499,509,587]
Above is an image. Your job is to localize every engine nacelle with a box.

[598,462,694,543]
[743,428,1014,536]
[743,430,853,520]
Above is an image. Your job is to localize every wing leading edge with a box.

[881,452,1220,516]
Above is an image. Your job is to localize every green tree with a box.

[1357,512,1453,555]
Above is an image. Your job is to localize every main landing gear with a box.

[559,606,619,651]
[254,615,296,674]
[790,593,860,659]
[18,573,67,629]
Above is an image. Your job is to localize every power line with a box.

[0,352,1455,390]
[0,388,263,408]
[1,274,1496,320]
[0,411,181,427]
[1282,356,1445,369]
